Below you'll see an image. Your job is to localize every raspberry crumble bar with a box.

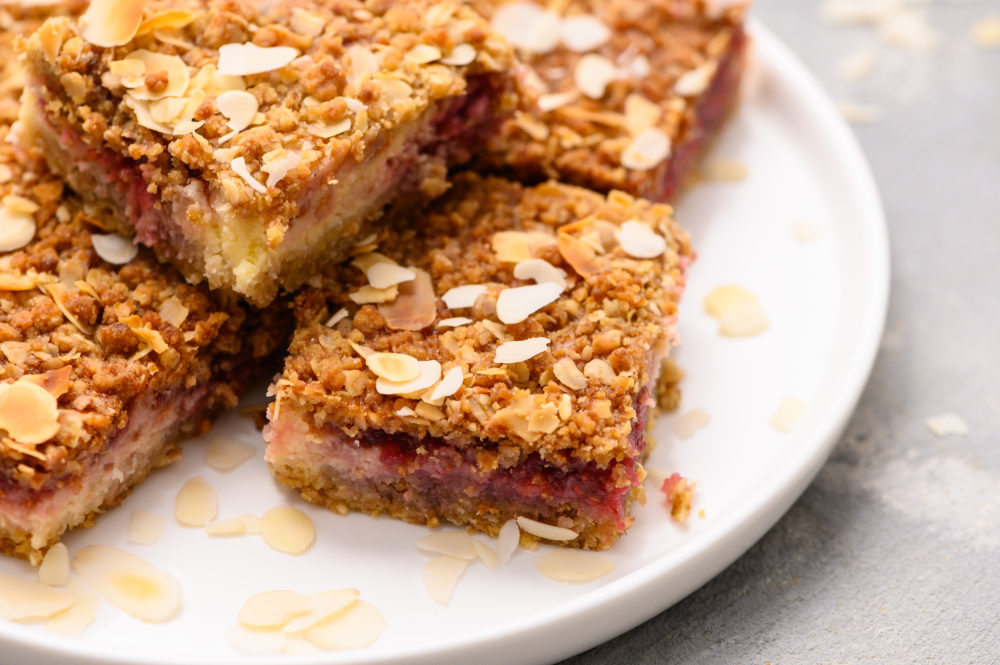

[265,174,692,549]
[0,125,285,563]
[470,0,749,201]
[19,0,522,305]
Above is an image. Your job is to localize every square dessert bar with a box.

[19,0,523,305]
[265,173,693,549]
[470,0,749,201]
[0,124,285,563]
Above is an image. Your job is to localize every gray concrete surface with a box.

[561,2,1000,663]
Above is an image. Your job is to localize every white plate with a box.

[0,22,888,665]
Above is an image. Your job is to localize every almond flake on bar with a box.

[538,90,580,113]
[0,198,37,252]
[0,573,74,621]
[496,282,562,324]
[72,545,181,622]
[421,555,469,606]
[623,94,661,136]
[616,220,666,259]
[326,308,349,327]
[217,43,299,76]
[513,258,567,289]
[553,358,587,391]
[516,516,578,542]
[621,128,671,171]
[0,377,61,444]
[494,337,550,364]
[429,366,464,401]
[261,506,315,554]
[308,118,352,139]
[535,550,614,583]
[925,413,969,438]
[441,43,477,66]
[442,284,487,309]
[91,233,139,265]
[366,352,421,383]
[375,359,441,396]
[407,44,442,65]
[438,317,473,328]
[366,263,416,289]
[672,408,711,440]
[348,284,398,305]
[769,397,806,433]
[290,8,326,38]
[175,476,218,526]
[216,90,259,133]
[204,435,256,471]
[121,51,189,101]
[674,61,717,97]
[262,152,301,189]
[561,15,611,53]
[80,0,144,48]
[231,157,267,194]
[377,268,436,331]
[38,543,70,587]
[574,53,618,99]
[127,509,166,545]
[416,530,478,560]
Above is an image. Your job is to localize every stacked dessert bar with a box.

[4,0,748,558]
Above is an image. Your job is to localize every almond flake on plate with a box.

[438,317,473,328]
[925,413,969,437]
[417,530,478,560]
[513,258,567,289]
[206,514,262,536]
[574,53,619,99]
[516,516,578,542]
[769,397,805,433]
[366,263,416,289]
[80,0,144,48]
[216,90,259,133]
[616,220,666,259]
[282,589,360,633]
[175,476,218,527]
[672,408,711,440]
[421,555,470,606]
[44,603,97,638]
[91,233,138,265]
[367,352,421,383]
[836,46,878,82]
[72,545,182,622]
[704,284,769,337]
[496,282,562,324]
[231,157,267,194]
[217,43,299,76]
[261,506,315,555]
[239,590,312,628]
[127,509,166,545]
[305,600,385,650]
[429,366,464,401]
[496,519,520,565]
[621,128,671,171]
[38,543,71,587]
[494,337,550,364]
[0,377,61,444]
[561,15,611,53]
[204,435,256,471]
[838,100,881,125]
[0,573,75,621]
[442,284,487,309]
[535,550,614,583]
[375,359,441,396]
[471,540,499,571]
[973,16,1000,48]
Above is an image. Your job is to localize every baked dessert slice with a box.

[265,173,692,549]
[0,123,286,563]
[469,0,749,201]
[19,0,523,305]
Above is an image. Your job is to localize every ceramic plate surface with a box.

[0,21,888,665]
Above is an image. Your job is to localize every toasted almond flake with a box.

[421,555,469,606]
[376,359,441,396]
[0,202,36,252]
[561,14,611,52]
[557,232,601,277]
[367,263,416,289]
[429,366,463,401]
[38,543,70,587]
[925,413,969,437]
[109,58,146,86]
[441,43,477,66]
[973,16,1000,48]
[496,282,562,324]
[621,128,671,171]
[417,530,477,560]
[836,46,878,82]
[538,90,579,113]
[770,397,806,433]
[0,573,75,620]
[491,230,556,263]
[91,233,138,265]
[231,157,266,194]
[80,0,143,48]
[261,506,315,555]
[513,258,567,289]
[442,284,487,309]
[407,44,442,64]
[2,195,39,214]
[491,2,544,50]
[308,118,352,139]
[175,476,218,527]
[326,308,349,327]
[226,624,286,654]
[136,9,198,36]
[262,152,301,188]
[496,519,520,565]
[701,159,749,182]
[672,408,711,440]
[351,251,396,271]
[380,78,413,101]
[438,317,473,328]
[552,358,587,391]
[838,100,881,125]
[536,550,614,583]
[123,51,190,101]
[524,9,563,54]
[574,53,618,99]
[471,540,499,571]
[72,545,181,622]
[495,337,550,364]
[347,45,378,81]
[191,64,246,96]
[0,378,60,445]
[204,436,256,471]
[480,320,509,342]
[623,93,661,136]
[239,590,311,628]
[127,509,166,545]
[395,407,416,417]
[367,352,421,383]
[349,341,375,359]
[349,284,398,305]
[616,220,666,259]
[158,296,189,327]
[216,90,258,133]
[217,43,299,76]
[44,603,96,637]
[674,61,717,96]
[283,589,360,633]
[516,516,578,542]
[378,268,436,331]
[306,600,385,650]
[290,7,326,37]
[206,514,261,536]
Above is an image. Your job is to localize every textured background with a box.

[560,1,1000,663]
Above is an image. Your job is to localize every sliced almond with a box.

[128,509,166,545]
[231,156,267,194]
[348,284,398,305]
[973,15,1000,48]
[80,0,144,48]
[326,308,349,327]
[347,45,378,81]
[490,2,545,50]
[491,230,555,263]
[282,589,359,633]
[216,90,259,133]
[261,506,315,555]
[0,378,60,444]
[262,152,301,188]
[496,282,562,324]
[305,600,385,650]
[0,574,75,621]
[238,590,312,628]
[513,258,567,289]
[158,296,189,327]
[136,9,198,36]
[421,555,469,606]
[204,435,256,471]
[290,8,326,38]
[624,94,661,136]
[494,338,550,364]
[621,128,671,171]
[226,624,286,654]
[704,285,768,337]
[516,516,578,542]
[538,90,579,113]
[38,543,71,587]
[574,53,618,100]
[441,43,477,66]
[407,44,442,64]
[91,233,139,265]
[438,317,473,328]
[174,476,218,527]
[375,360,441,396]
[309,118,352,139]
[925,413,969,437]
[496,519,520,565]
[72,545,181,622]
[553,358,587,391]
[471,540,499,571]
[123,51,190,101]
[44,603,96,638]
[558,232,601,277]
[367,352,421,383]
[366,263,416,289]
[416,530,477,560]
[616,220,666,259]
[535,550,614,583]
[2,195,39,215]
[441,284,487,309]
[672,408,711,440]
[217,43,299,76]
[769,397,806,433]
[674,61,717,96]
[378,268,436,331]
[206,514,261,536]
[561,15,611,53]
[429,366,463,401]
[0,201,36,252]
